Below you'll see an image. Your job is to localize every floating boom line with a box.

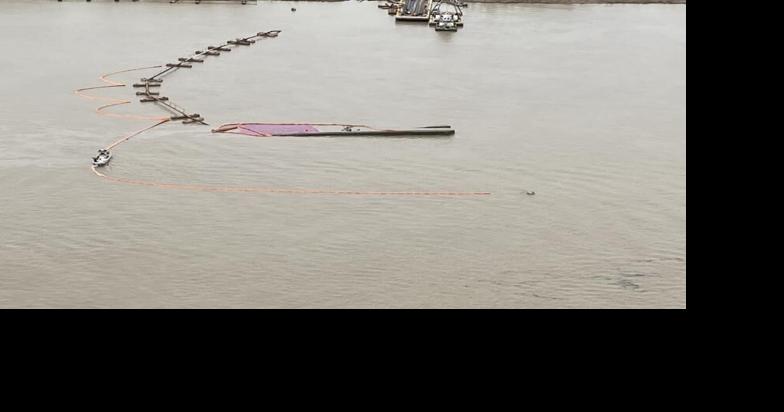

[77,30,493,197]
[132,30,282,125]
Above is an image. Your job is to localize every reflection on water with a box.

[0,1,685,308]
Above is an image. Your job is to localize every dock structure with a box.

[395,0,433,22]
[384,0,466,29]
[133,30,281,125]
[379,1,403,15]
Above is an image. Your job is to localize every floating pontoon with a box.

[396,0,432,22]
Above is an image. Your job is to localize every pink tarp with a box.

[237,123,319,136]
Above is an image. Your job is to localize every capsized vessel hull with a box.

[212,123,455,137]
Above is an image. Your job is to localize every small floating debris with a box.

[92,149,112,167]
[525,191,535,196]
[291,7,296,12]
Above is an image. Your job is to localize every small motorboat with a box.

[92,149,112,167]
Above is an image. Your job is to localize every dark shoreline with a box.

[463,1,685,3]
[366,0,686,3]
[320,0,687,3]
[146,0,687,3]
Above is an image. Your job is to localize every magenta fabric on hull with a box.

[238,124,319,136]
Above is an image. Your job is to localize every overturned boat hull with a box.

[212,123,455,137]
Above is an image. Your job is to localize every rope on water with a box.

[78,32,491,197]
[91,168,491,197]
[75,65,169,121]
[105,118,171,151]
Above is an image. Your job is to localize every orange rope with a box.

[98,65,164,86]
[92,122,490,196]
[105,118,171,150]
[75,65,169,121]
[79,59,491,197]
[91,167,490,196]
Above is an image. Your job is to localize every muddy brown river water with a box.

[0,1,685,308]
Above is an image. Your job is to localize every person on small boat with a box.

[92,149,111,166]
